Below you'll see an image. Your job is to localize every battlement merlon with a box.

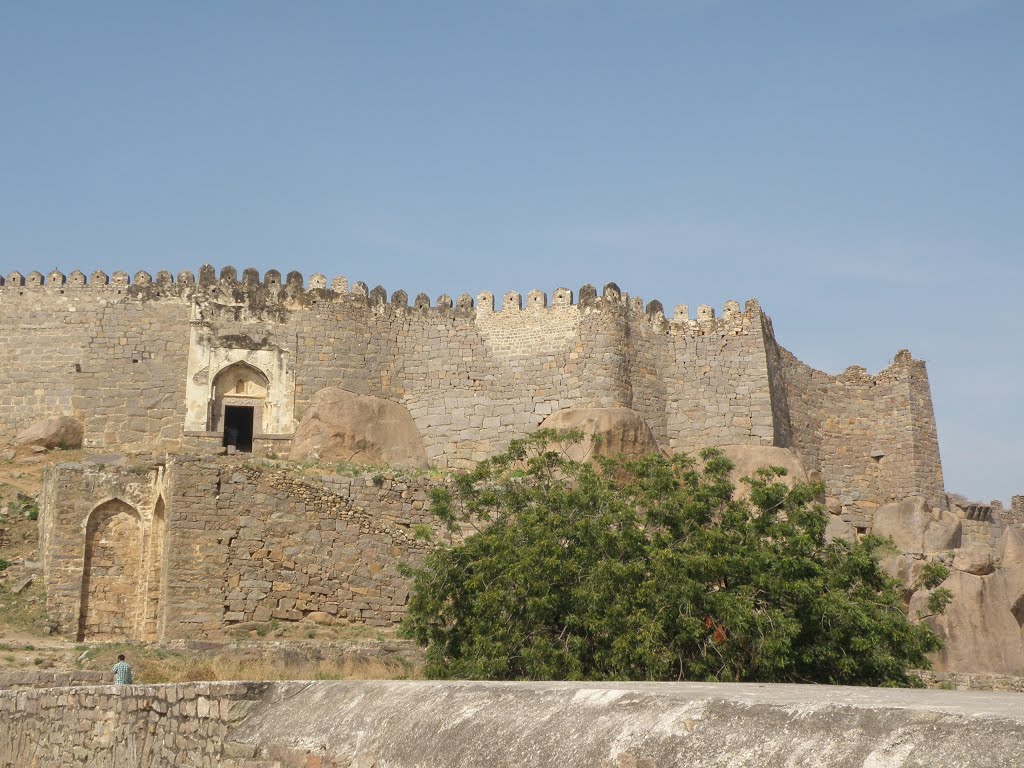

[0,265,763,337]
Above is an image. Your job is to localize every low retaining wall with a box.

[914,670,1024,692]
[2,680,1024,767]
[0,669,107,690]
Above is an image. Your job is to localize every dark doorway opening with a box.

[223,405,255,452]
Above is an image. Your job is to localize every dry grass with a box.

[75,643,422,684]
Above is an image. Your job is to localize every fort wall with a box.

[763,319,945,525]
[4,265,945,511]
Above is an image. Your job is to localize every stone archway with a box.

[211,361,270,451]
[77,499,144,642]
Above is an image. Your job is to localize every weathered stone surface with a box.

[290,388,428,469]
[717,445,808,490]
[4,680,1024,767]
[873,497,961,554]
[880,554,925,594]
[1000,526,1024,568]
[15,415,83,450]
[42,458,442,640]
[539,406,661,461]
[953,548,997,576]
[825,515,857,544]
[911,569,1024,675]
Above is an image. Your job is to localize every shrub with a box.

[401,430,946,686]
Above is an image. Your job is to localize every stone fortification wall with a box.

[763,318,944,527]
[1,265,776,469]
[3,680,1024,767]
[41,457,443,641]
[1003,495,1024,529]
[6,264,945,513]
[0,280,191,451]
[0,670,108,690]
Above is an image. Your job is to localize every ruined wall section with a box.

[159,458,442,638]
[767,325,945,525]
[41,456,445,640]
[39,460,165,637]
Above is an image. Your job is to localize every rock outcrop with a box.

[538,406,661,461]
[290,388,428,469]
[869,497,1024,675]
[872,497,961,554]
[911,568,1024,674]
[717,445,808,490]
[14,415,83,450]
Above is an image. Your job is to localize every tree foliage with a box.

[400,430,944,686]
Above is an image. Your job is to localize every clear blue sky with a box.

[1,1,1021,503]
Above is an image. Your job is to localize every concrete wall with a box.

[3,680,1024,767]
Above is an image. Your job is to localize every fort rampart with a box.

[1,264,944,518]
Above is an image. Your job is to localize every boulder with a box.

[880,554,925,596]
[538,407,661,462]
[717,445,808,494]
[999,526,1024,569]
[15,416,83,450]
[825,515,857,545]
[872,497,961,554]
[910,569,1024,675]
[290,388,428,469]
[953,548,997,576]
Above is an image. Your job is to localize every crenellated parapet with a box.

[0,265,762,336]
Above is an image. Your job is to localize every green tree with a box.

[400,430,944,686]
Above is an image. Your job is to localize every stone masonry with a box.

[0,265,945,511]
[40,458,447,641]
[4,680,1024,767]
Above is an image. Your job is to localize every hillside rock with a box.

[290,388,428,469]
[15,416,83,450]
[538,407,661,461]
[872,497,961,554]
[825,515,858,545]
[999,527,1024,568]
[717,445,808,496]
[911,569,1024,675]
[953,549,997,576]
[880,554,925,597]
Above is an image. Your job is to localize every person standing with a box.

[112,654,133,686]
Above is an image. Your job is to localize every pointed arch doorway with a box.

[211,361,270,452]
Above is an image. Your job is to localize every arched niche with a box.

[141,496,167,641]
[210,361,271,452]
[78,499,144,642]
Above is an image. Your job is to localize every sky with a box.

[1,1,1020,503]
